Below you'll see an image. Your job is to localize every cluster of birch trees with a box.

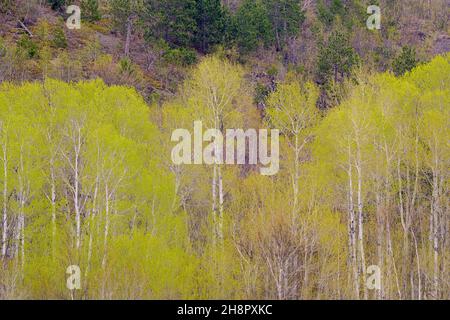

[0,53,448,299]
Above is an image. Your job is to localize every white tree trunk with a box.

[1,141,7,258]
[50,161,56,257]
[218,165,224,244]
[73,125,82,251]
[102,184,110,269]
[355,142,367,300]
[431,167,439,299]
[212,164,217,244]
[347,145,359,298]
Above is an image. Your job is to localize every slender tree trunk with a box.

[347,144,359,298]
[20,213,24,273]
[411,132,420,299]
[124,15,133,57]
[356,157,367,300]
[386,214,402,299]
[212,116,224,246]
[75,156,81,250]
[1,140,7,258]
[383,141,391,299]
[376,192,384,300]
[72,125,82,252]
[218,166,224,244]
[212,164,217,245]
[85,176,98,298]
[354,138,367,299]
[292,134,300,224]
[397,158,409,297]
[431,166,439,299]
[50,160,56,257]
[275,29,281,52]
[412,230,422,300]
[102,184,110,269]
[18,150,26,274]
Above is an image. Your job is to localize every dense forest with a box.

[0,0,448,299]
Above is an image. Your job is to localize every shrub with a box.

[48,0,65,10]
[52,27,67,49]
[163,48,197,66]
[17,35,38,58]
[81,0,101,22]
[393,46,418,76]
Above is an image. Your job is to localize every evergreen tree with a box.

[393,46,418,76]
[264,0,305,50]
[48,0,65,11]
[109,0,145,56]
[145,0,197,48]
[233,0,273,54]
[194,0,228,53]
[52,27,67,49]
[316,30,359,85]
[81,0,101,22]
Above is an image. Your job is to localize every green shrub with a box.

[163,48,197,66]
[48,0,65,10]
[81,0,101,22]
[52,27,67,49]
[393,46,418,76]
[17,35,38,58]
[0,37,6,57]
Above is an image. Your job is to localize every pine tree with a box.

[81,0,101,22]
[233,0,273,54]
[109,0,145,56]
[264,0,305,51]
[393,46,418,76]
[48,0,65,11]
[194,0,228,53]
[145,0,197,48]
[316,30,359,85]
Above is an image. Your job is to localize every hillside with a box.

[1,0,449,104]
[0,0,449,301]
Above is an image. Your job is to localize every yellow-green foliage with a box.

[0,53,449,300]
[0,79,196,299]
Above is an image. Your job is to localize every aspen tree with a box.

[266,81,319,298]
[187,56,243,245]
